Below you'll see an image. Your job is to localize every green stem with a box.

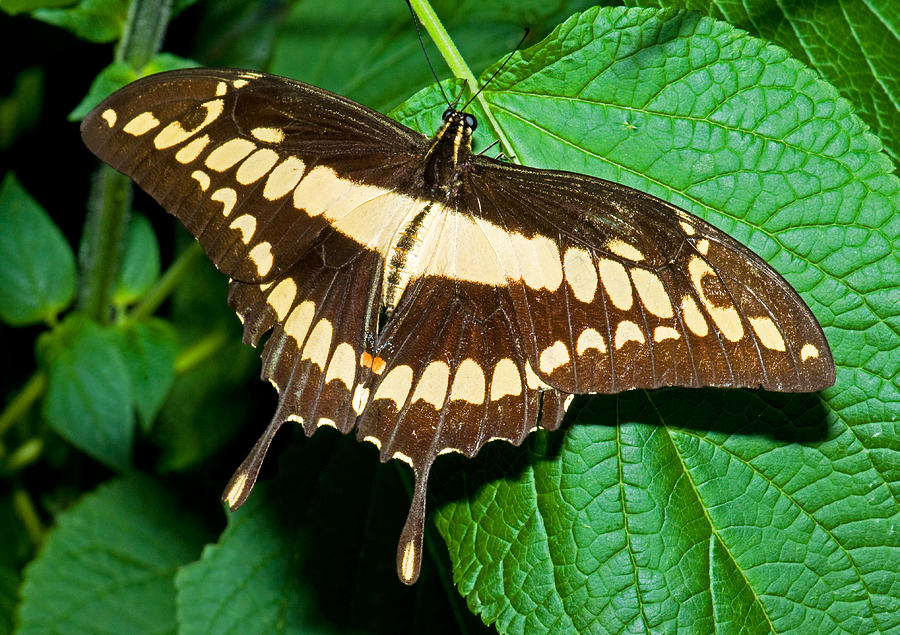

[78,165,132,323]
[408,0,518,161]
[175,329,229,374]
[116,0,174,68]
[13,488,44,546]
[130,242,203,321]
[0,372,46,438]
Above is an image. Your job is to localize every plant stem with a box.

[0,372,46,438]
[174,328,229,374]
[407,0,518,161]
[116,0,173,68]
[130,242,203,321]
[13,488,43,546]
[79,0,175,324]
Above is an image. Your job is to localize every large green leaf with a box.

[391,7,898,632]
[113,317,178,431]
[0,173,76,326]
[17,476,207,634]
[630,0,900,167]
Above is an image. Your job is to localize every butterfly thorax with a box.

[381,110,477,314]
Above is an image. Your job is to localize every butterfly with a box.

[80,67,835,584]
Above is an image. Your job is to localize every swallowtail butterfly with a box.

[81,67,835,584]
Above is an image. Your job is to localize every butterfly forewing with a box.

[81,68,835,586]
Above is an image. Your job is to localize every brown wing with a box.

[452,157,836,395]
[80,68,425,283]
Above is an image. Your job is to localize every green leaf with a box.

[0,0,68,15]
[38,315,134,470]
[392,7,900,631]
[0,173,76,326]
[0,67,43,150]
[113,213,160,306]
[199,0,599,112]
[631,0,900,169]
[17,475,208,634]
[0,566,17,635]
[176,432,485,634]
[114,318,177,432]
[31,0,127,43]
[70,53,199,121]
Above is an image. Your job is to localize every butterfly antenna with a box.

[460,28,530,112]
[406,0,452,106]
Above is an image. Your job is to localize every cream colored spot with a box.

[653,326,681,342]
[524,360,551,390]
[324,342,357,389]
[101,109,116,127]
[215,81,227,96]
[680,221,696,236]
[211,187,237,217]
[576,328,606,355]
[400,541,416,584]
[539,341,570,374]
[374,365,413,409]
[800,344,820,361]
[688,256,744,341]
[266,278,296,321]
[450,359,485,404]
[263,156,305,201]
[205,138,257,171]
[614,321,645,349]
[223,472,248,509]
[490,359,522,401]
[362,435,382,450]
[563,247,597,303]
[597,258,633,310]
[174,134,211,164]
[564,394,575,411]
[251,127,285,143]
[411,361,450,408]
[631,269,674,318]
[696,239,710,255]
[236,148,279,185]
[293,166,354,217]
[284,301,315,345]
[392,451,413,467]
[123,111,159,136]
[749,316,786,352]
[681,295,709,337]
[153,99,224,149]
[190,170,210,191]
[249,242,273,276]
[317,418,337,429]
[233,79,249,88]
[513,233,564,291]
[301,318,333,369]
[607,239,645,261]
[229,214,256,244]
[352,384,370,414]
[438,447,463,456]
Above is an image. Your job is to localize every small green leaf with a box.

[0,0,69,15]
[114,318,177,432]
[31,0,126,43]
[113,213,160,306]
[70,53,199,121]
[17,476,208,634]
[38,315,134,470]
[0,67,43,150]
[0,173,76,326]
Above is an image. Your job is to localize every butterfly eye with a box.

[463,113,477,130]
[442,108,454,122]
